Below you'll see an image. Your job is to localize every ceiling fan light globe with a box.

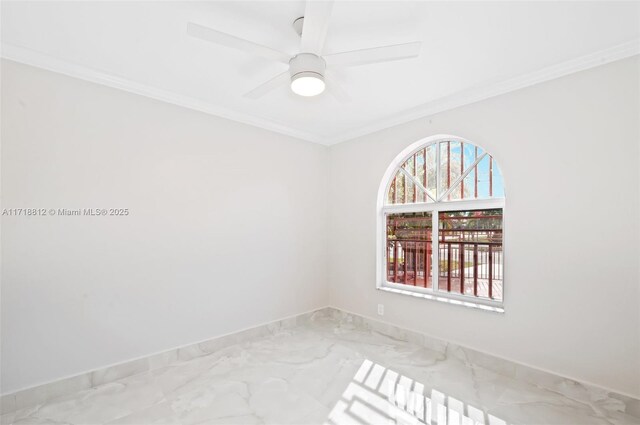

[291,73,325,97]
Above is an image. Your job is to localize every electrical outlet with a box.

[377,304,384,316]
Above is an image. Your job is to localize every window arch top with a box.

[386,139,504,205]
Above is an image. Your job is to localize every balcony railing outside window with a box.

[387,210,503,301]
[386,212,433,289]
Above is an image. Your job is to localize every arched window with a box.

[377,135,505,310]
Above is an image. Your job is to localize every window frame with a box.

[376,135,506,311]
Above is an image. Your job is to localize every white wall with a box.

[328,57,640,397]
[3,56,639,399]
[1,60,329,393]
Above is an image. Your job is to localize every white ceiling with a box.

[2,1,639,145]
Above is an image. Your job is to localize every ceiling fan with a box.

[187,0,421,100]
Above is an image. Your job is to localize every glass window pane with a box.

[438,140,470,200]
[438,209,503,301]
[440,144,507,202]
[385,144,441,205]
[424,144,437,200]
[404,173,416,203]
[450,143,484,201]
[472,154,505,199]
[387,170,408,204]
[387,212,433,289]
[386,142,505,204]
[462,143,483,172]
[438,141,452,199]
[491,160,505,198]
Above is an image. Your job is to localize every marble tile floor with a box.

[2,315,638,425]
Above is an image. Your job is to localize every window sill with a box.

[377,285,505,314]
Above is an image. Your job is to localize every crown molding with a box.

[3,40,638,147]
[0,43,327,145]
[323,38,640,145]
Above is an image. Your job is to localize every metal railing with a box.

[387,238,503,300]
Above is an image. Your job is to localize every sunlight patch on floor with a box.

[325,359,508,425]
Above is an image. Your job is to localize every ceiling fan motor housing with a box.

[289,53,326,82]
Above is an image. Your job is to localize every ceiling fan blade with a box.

[324,41,422,67]
[243,71,290,99]
[187,22,290,64]
[325,74,350,103]
[300,0,334,55]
